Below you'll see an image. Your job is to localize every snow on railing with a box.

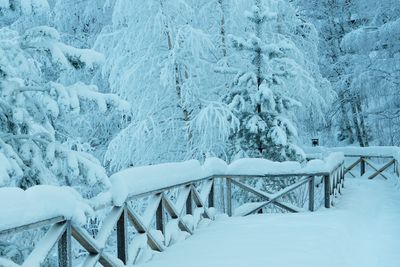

[0,153,350,267]
[0,186,92,234]
[305,146,400,180]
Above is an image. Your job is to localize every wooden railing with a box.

[343,154,399,180]
[0,156,346,267]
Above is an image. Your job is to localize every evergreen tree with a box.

[0,5,129,196]
[224,0,305,162]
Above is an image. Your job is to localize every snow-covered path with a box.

[138,178,400,267]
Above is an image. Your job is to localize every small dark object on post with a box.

[312,138,319,147]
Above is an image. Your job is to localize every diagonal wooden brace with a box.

[229,178,304,215]
[367,159,395,180]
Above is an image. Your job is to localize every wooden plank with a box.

[226,178,232,216]
[99,252,123,267]
[142,194,162,226]
[229,179,300,213]
[79,207,123,267]
[324,175,331,208]
[175,186,191,213]
[190,185,212,219]
[96,206,124,247]
[214,171,331,179]
[208,179,215,208]
[126,206,146,234]
[308,176,315,212]
[234,201,268,216]
[329,162,345,176]
[155,199,164,234]
[364,159,390,180]
[246,178,309,214]
[190,185,204,209]
[347,170,356,178]
[199,179,214,203]
[162,195,179,219]
[71,226,100,254]
[332,171,338,197]
[74,226,103,267]
[23,222,67,267]
[343,158,361,175]
[337,169,342,194]
[58,221,71,267]
[116,206,128,264]
[126,206,164,252]
[368,159,395,180]
[341,167,345,188]
[162,195,193,234]
[186,190,193,215]
[243,176,310,216]
[344,154,393,159]
[82,254,101,267]
[360,157,366,176]
[126,176,214,201]
[0,216,65,236]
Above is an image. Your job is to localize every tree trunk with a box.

[218,0,230,94]
[254,0,263,154]
[356,96,369,146]
[338,91,354,143]
[349,95,365,147]
[218,0,227,59]
[160,0,192,142]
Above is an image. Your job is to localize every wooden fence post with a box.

[226,178,232,216]
[324,175,331,208]
[58,221,71,267]
[156,199,164,234]
[360,157,366,176]
[342,166,345,188]
[117,205,128,264]
[208,179,214,208]
[186,190,193,215]
[308,176,315,212]
[332,172,336,197]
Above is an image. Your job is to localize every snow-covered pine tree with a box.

[224,0,305,162]
[0,18,129,196]
[0,3,130,263]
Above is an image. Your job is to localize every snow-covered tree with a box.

[0,10,129,195]
[52,0,113,48]
[223,0,312,162]
[292,0,352,145]
[338,0,400,146]
[292,0,400,146]
[95,0,225,170]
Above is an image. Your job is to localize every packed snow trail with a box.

[137,178,400,267]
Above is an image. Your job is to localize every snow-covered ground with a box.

[137,177,400,267]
